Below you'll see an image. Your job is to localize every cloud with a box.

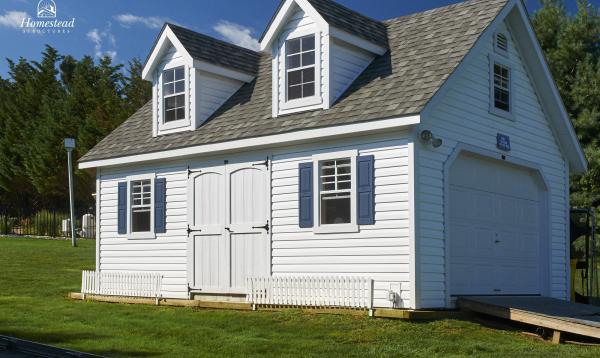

[213,20,259,51]
[114,14,169,29]
[0,10,28,28]
[87,24,117,60]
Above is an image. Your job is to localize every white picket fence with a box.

[81,270,162,302]
[246,276,374,312]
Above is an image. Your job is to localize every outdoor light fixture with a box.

[419,129,443,148]
[64,138,76,247]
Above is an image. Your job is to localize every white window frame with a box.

[312,150,358,234]
[126,173,156,239]
[493,31,509,57]
[489,53,515,121]
[158,61,190,132]
[279,28,322,112]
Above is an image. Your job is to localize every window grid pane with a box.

[493,63,510,112]
[319,158,352,225]
[286,35,316,100]
[163,66,186,123]
[131,179,152,232]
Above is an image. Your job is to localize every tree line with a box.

[532,0,600,208]
[0,46,151,214]
[0,0,598,216]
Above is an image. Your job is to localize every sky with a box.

[0,0,592,78]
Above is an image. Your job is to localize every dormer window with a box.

[163,66,186,123]
[286,35,316,101]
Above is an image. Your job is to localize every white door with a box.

[188,159,270,294]
[188,165,228,292]
[449,153,543,296]
[226,162,270,292]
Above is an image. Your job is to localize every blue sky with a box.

[0,0,591,78]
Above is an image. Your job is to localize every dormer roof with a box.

[260,0,387,48]
[142,23,261,82]
[167,23,261,76]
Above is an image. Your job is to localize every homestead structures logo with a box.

[37,0,57,18]
[20,0,75,34]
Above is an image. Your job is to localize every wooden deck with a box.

[457,296,600,342]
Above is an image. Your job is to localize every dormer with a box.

[260,0,388,117]
[142,24,261,136]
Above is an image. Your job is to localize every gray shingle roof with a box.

[306,0,388,48]
[167,23,261,75]
[80,0,508,163]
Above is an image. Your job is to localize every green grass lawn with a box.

[0,237,599,357]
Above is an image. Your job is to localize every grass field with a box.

[0,236,599,357]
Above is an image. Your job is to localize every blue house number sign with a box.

[496,133,511,151]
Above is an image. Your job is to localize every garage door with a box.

[449,153,543,296]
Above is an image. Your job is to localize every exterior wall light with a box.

[419,129,443,148]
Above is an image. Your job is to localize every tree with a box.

[532,0,600,207]
[0,46,151,213]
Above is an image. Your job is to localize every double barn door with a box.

[187,160,270,294]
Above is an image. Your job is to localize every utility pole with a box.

[64,138,76,247]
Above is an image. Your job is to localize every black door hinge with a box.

[187,166,202,178]
[187,225,202,236]
[252,220,270,233]
[252,157,269,170]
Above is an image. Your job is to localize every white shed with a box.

[79,0,586,310]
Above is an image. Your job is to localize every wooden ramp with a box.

[457,296,600,342]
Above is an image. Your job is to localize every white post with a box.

[64,138,76,247]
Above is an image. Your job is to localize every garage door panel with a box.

[449,154,542,296]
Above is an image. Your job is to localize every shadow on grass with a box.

[1,329,165,357]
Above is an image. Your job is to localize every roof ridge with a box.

[166,22,262,56]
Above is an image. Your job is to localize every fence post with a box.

[368,278,374,317]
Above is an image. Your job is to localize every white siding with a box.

[98,163,189,299]
[195,70,243,127]
[97,132,414,306]
[271,133,413,308]
[330,39,374,103]
[418,21,568,308]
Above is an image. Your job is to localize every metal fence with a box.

[0,209,96,238]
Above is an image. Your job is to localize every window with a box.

[131,179,152,232]
[493,62,510,112]
[162,66,186,123]
[286,35,315,101]
[319,158,351,225]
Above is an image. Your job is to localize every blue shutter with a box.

[357,155,375,225]
[117,182,127,234]
[298,162,314,228]
[154,178,167,233]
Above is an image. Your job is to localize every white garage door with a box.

[449,153,543,296]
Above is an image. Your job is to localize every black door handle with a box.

[225,227,234,233]
[252,220,270,233]
[187,225,201,236]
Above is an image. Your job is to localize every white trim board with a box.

[79,115,420,169]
